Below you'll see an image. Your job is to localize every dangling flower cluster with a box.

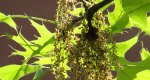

[53,0,117,80]
[53,0,76,79]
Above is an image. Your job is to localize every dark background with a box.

[0,0,149,80]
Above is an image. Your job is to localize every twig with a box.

[86,0,113,27]
[10,15,56,24]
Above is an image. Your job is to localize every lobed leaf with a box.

[116,34,139,60]
[116,34,150,80]
[0,64,41,80]
[117,57,150,80]
[30,20,55,56]
[9,33,37,59]
[0,12,17,30]
[108,0,132,34]
[33,69,44,80]
[33,57,55,65]
[5,20,55,62]
[121,0,150,34]
[141,47,150,61]
[144,17,150,35]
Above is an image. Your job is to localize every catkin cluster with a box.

[53,0,116,80]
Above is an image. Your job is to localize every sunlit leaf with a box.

[9,33,37,59]
[117,57,150,80]
[70,8,85,17]
[135,70,150,80]
[116,34,150,80]
[0,12,17,30]
[0,64,41,80]
[33,57,55,65]
[108,0,132,34]
[116,34,139,60]
[6,20,55,59]
[29,20,51,42]
[59,49,70,78]
[144,17,150,35]
[29,20,55,56]
[95,0,102,3]
[33,69,44,80]
[73,24,82,34]
[141,47,150,61]
[121,0,150,32]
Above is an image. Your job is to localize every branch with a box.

[10,15,56,24]
[87,0,113,28]
[72,0,113,25]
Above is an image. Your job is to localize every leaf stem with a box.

[10,15,57,24]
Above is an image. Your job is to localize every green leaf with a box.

[121,0,150,32]
[29,20,55,56]
[115,34,150,80]
[117,57,150,80]
[0,64,41,80]
[135,70,150,80]
[58,49,70,78]
[9,33,37,59]
[95,0,102,3]
[59,49,70,71]
[6,20,55,60]
[73,24,82,34]
[11,33,55,59]
[116,34,139,60]
[141,46,150,61]
[33,57,55,65]
[29,20,51,42]
[70,8,85,17]
[144,17,150,35]
[33,69,44,80]
[108,0,131,34]
[0,12,17,30]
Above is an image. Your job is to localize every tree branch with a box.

[87,0,113,28]
[71,0,113,25]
